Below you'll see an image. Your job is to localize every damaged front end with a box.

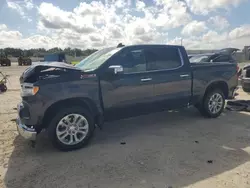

[20,62,81,83]
[16,62,83,141]
[241,64,250,93]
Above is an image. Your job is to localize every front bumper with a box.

[16,103,37,141]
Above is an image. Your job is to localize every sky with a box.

[0,0,250,50]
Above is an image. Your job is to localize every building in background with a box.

[243,46,250,60]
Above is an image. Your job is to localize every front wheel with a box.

[197,89,225,118]
[47,107,95,151]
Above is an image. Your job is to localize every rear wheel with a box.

[47,107,95,151]
[2,85,7,92]
[0,84,7,92]
[197,89,225,118]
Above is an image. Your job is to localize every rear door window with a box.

[145,47,182,71]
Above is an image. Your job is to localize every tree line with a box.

[0,47,98,57]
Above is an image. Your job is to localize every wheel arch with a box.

[42,97,99,129]
[204,81,229,99]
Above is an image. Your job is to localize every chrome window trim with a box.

[123,47,184,75]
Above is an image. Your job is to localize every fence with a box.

[7,56,86,63]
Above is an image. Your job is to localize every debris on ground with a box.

[226,100,250,112]
[207,160,213,164]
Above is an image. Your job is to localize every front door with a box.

[100,47,155,119]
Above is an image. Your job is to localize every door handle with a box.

[141,78,152,82]
[180,74,190,78]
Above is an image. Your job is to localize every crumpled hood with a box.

[20,62,82,83]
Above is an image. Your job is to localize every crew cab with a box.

[16,44,238,151]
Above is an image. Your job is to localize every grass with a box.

[71,61,80,65]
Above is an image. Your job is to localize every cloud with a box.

[229,25,250,39]
[208,16,230,31]
[182,20,207,36]
[0,24,8,31]
[38,2,102,33]
[36,0,190,48]
[153,0,192,28]
[6,0,34,22]
[186,0,246,15]
[0,29,23,46]
[1,0,250,50]
[136,0,146,10]
[170,25,250,49]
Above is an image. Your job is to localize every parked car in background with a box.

[16,44,238,151]
[189,48,241,76]
[18,56,32,66]
[188,54,195,59]
[18,51,32,66]
[0,54,11,66]
[241,64,250,92]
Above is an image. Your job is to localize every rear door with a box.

[145,46,192,109]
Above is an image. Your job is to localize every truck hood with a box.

[20,62,82,83]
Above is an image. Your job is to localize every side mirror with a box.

[108,65,124,75]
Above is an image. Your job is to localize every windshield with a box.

[75,47,121,71]
[189,55,210,63]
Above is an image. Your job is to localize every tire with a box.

[0,84,7,92]
[197,89,225,118]
[47,107,95,151]
[2,85,7,92]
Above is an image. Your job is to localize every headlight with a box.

[21,83,39,96]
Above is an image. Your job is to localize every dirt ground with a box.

[0,64,250,188]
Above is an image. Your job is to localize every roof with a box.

[124,44,182,48]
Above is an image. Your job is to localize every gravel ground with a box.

[0,64,250,188]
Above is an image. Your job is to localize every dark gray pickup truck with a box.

[16,44,238,151]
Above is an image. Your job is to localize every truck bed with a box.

[191,62,238,103]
